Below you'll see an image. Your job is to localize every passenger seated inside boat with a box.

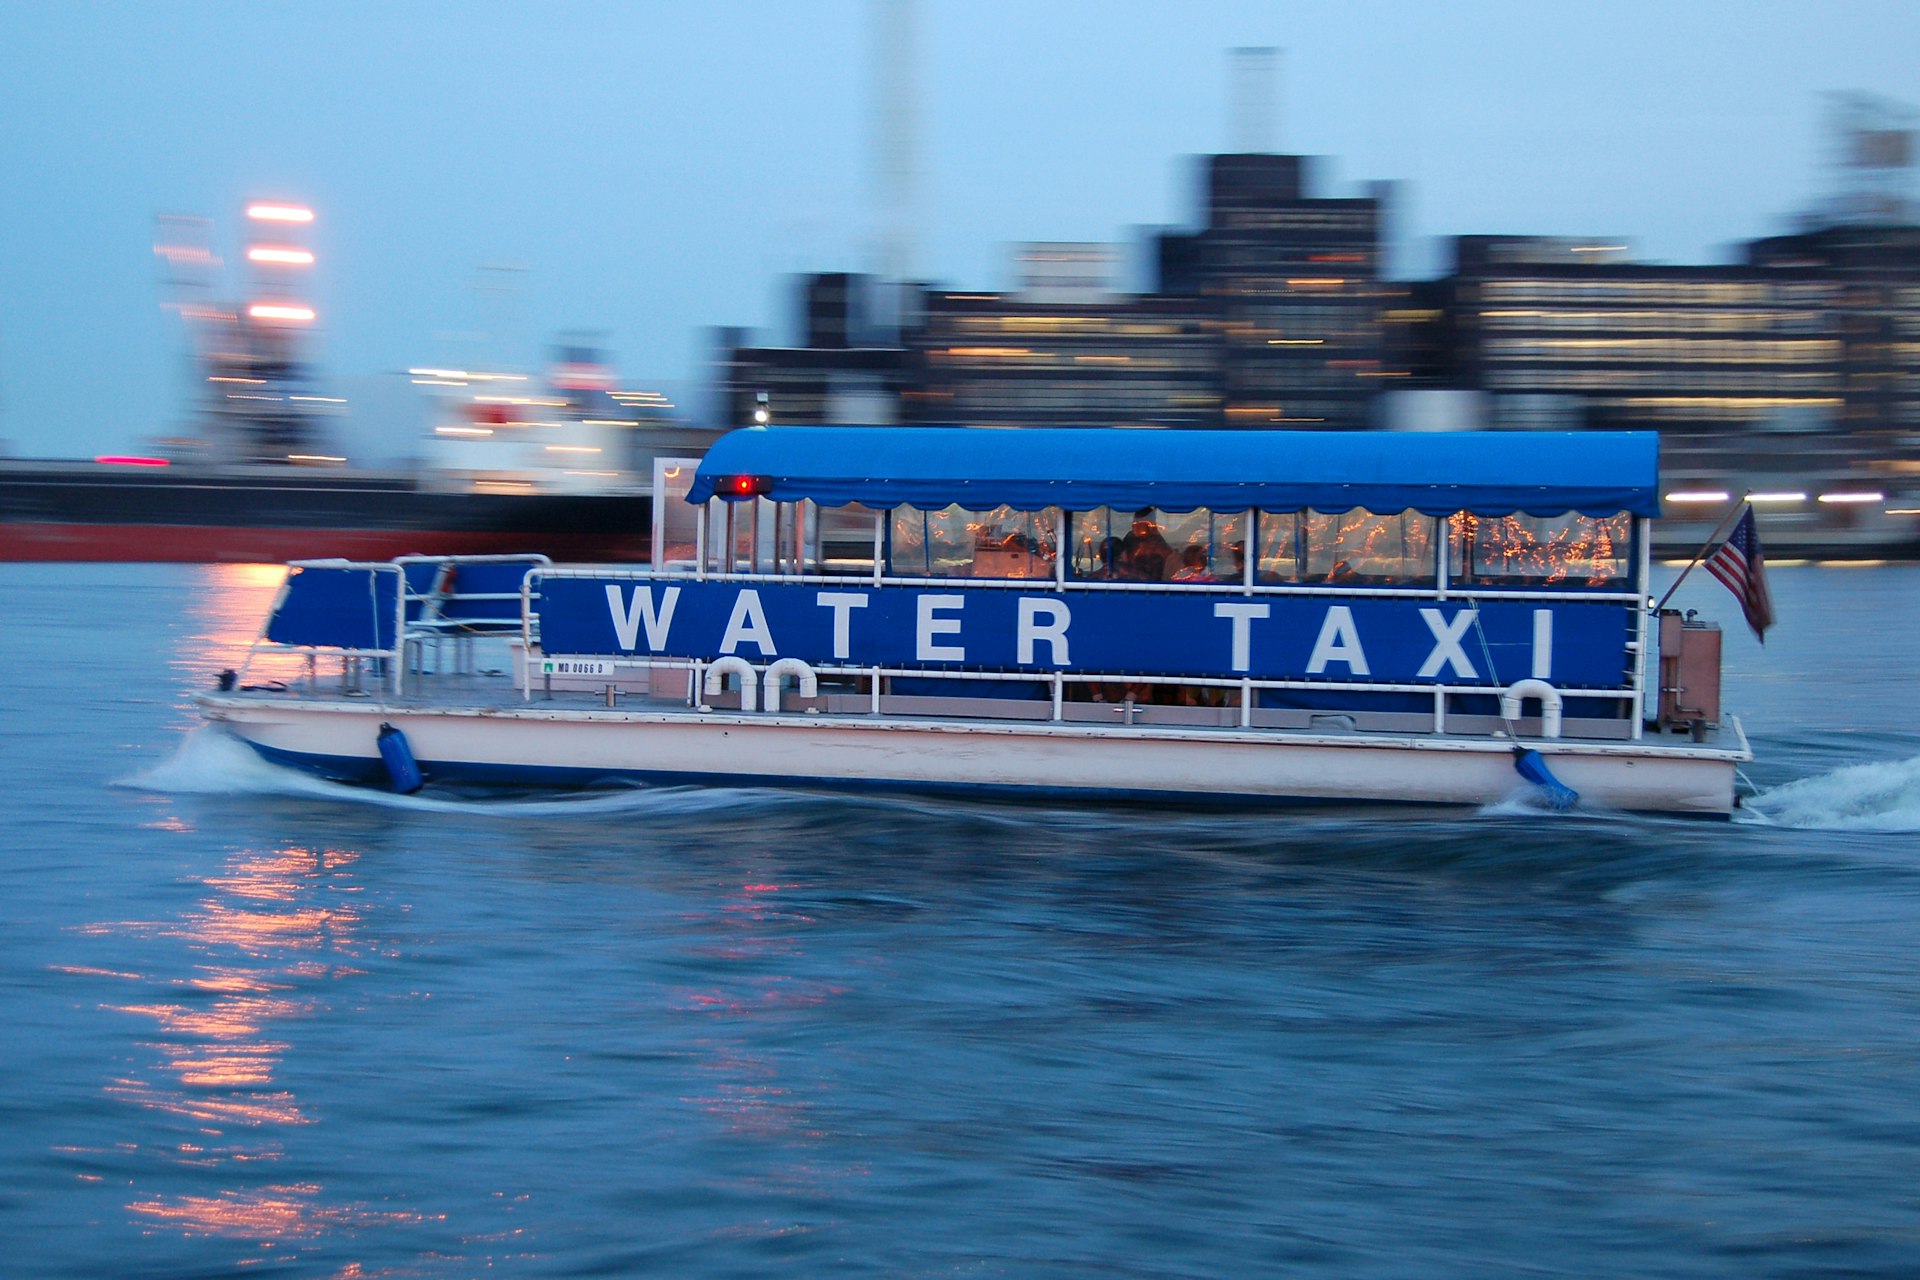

[1089,678,1157,705]
[1121,510,1174,582]
[1084,536,1135,581]
[1171,543,1217,582]
[1224,540,1261,584]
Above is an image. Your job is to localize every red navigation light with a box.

[95,455,171,466]
[725,475,772,498]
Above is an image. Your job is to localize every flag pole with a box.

[1651,493,1749,614]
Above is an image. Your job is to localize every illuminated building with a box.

[1155,153,1389,428]
[1407,230,1920,551]
[1745,224,1920,438]
[721,156,1382,433]
[906,244,1223,429]
[720,273,911,427]
[1437,236,1850,436]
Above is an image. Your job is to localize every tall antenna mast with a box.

[1229,46,1279,154]
[1823,92,1917,226]
[870,0,919,332]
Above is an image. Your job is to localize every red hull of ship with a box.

[0,523,650,564]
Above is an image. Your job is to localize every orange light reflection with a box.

[83,842,403,1254]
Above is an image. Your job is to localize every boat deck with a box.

[214,665,1751,763]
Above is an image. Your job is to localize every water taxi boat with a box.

[199,427,1751,815]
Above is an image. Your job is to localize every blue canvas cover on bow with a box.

[263,563,402,652]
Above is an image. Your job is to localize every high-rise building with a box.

[1400,230,1920,551]
[1745,224,1920,437]
[1437,235,1846,436]
[721,274,911,428]
[1156,154,1388,428]
[901,245,1220,428]
[906,284,1222,429]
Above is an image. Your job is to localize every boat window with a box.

[1070,508,1246,583]
[888,504,1058,579]
[1256,509,1437,585]
[651,459,701,571]
[717,496,776,573]
[814,503,878,575]
[1162,510,1245,584]
[1448,512,1632,587]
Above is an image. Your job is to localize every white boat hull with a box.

[201,694,1747,816]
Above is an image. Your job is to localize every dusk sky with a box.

[2,1,1916,460]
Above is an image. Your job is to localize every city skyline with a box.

[2,0,1916,459]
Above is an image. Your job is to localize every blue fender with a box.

[376,722,425,794]
[1512,748,1578,811]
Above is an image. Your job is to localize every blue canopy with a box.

[688,427,1661,517]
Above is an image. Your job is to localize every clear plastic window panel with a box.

[1256,509,1436,585]
[1448,511,1632,587]
[652,459,700,570]
[889,505,1058,579]
[1070,508,1244,583]
[815,503,878,575]
[720,499,766,573]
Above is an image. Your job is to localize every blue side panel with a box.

[264,565,400,650]
[538,577,1634,690]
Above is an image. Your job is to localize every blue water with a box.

[2,562,1918,1278]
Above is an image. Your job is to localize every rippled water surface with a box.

[2,563,1917,1278]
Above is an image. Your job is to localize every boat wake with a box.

[1740,753,1920,832]
[118,727,758,819]
[1476,792,1620,820]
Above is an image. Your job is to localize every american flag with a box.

[1705,505,1774,643]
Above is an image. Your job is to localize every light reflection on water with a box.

[171,562,288,683]
[80,841,443,1262]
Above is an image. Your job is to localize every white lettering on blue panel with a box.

[815,592,870,660]
[1306,605,1370,676]
[719,589,777,656]
[1415,607,1477,679]
[605,584,681,652]
[1213,602,1271,673]
[1016,597,1071,665]
[547,578,1625,687]
[917,594,965,662]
